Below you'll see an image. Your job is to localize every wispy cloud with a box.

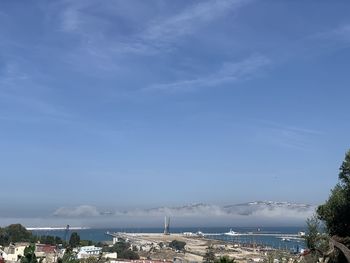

[142,0,248,44]
[61,7,81,32]
[314,23,350,43]
[0,61,71,121]
[144,55,270,93]
[256,121,323,151]
[57,0,253,59]
[329,24,350,41]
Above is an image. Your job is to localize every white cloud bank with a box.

[53,205,100,217]
[48,201,315,227]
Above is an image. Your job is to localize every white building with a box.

[1,243,29,262]
[77,246,102,259]
[102,252,118,260]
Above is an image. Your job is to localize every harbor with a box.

[105,231,302,263]
[29,221,306,262]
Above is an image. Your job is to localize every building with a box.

[35,244,58,263]
[0,250,7,263]
[102,252,118,260]
[2,243,29,262]
[77,246,102,259]
[112,237,119,245]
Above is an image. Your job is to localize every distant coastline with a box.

[26,226,89,231]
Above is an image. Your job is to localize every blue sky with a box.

[1,0,350,225]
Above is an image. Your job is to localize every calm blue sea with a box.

[32,226,306,252]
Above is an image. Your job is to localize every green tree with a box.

[214,255,236,263]
[339,150,350,187]
[80,257,99,263]
[69,232,81,248]
[7,224,32,243]
[317,150,350,237]
[203,246,216,263]
[0,224,65,247]
[263,252,276,263]
[80,240,94,246]
[305,214,323,251]
[0,228,9,246]
[0,224,33,246]
[102,240,139,260]
[20,245,39,263]
[58,249,79,263]
[169,240,186,251]
[301,217,331,263]
[118,250,140,260]
[55,236,64,245]
[132,245,138,252]
[103,241,129,253]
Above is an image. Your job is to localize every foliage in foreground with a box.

[202,246,236,263]
[0,224,32,245]
[58,248,80,263]
[304,150,350,262]
[20,244,40,263]
[203,245,216,263]
[0,224,63,246]
[169,240,186,251]
[214,255,236,263]
[102,240,139,259]
[69,232,81,248]
[317,150,350,238]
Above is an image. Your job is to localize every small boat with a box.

[224,229,240,236]
[196,231,204,237]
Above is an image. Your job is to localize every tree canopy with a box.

[203,246,216,263]
[20,245,39,263]
[214,255,236,263]
[308,150,350,262]
[102,240,139,260]
[38,235,64,245]
[58,248,79,263]
[0,224,64,246]
[69,232,81,248]
[317,150,350,237]
[0,224,32,245]
[169,240,186,251]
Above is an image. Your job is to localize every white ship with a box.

[224,229,240,236]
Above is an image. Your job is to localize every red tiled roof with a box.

[35,244,57,254]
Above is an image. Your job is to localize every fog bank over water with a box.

[0,201,316,228]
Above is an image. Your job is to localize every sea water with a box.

[32,226,305,252]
